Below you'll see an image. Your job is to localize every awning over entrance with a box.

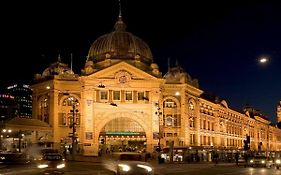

[4,117,52,131]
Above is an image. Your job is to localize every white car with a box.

[107,152,154,175]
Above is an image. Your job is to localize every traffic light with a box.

[243,140,249,150]
[246,135,250,143]
[243,135,250,150]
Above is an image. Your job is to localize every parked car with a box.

[36,152,66,174]
[109,152,154,175]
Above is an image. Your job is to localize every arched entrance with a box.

[99,117,146,154]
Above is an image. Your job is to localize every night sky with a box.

[1,1,280,122]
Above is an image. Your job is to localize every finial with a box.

[70,53,73,72]
[118,0,122,18]
[114,0,126,31]
[58,54,62,62]
[175,59,179,67]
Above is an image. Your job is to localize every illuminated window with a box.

[189,102,194,110]
[62,100,67,106]
[166,115,173,126]
[164,99,176,108]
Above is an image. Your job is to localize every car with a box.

[0,152,32,164]
[273,158,281,169]
[248,155,274,168]
[108,152,154,175]
[36,152,66,174]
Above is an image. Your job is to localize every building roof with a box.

[87,16,153,66]
[5,117,51,131]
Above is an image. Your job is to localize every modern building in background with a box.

[0,92,16,121]
[7,84,32,118]
[277,101,281,123]
[29,13,281,160]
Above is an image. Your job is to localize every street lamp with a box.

[155,102,162,152]
[69,97,79,157]
[259,57,268,64]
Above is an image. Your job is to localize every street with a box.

[1,161,281,175]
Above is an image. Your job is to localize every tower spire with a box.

[118,0,122,18]
[70,53,73,73]
[58,54,61,62]
[167,57,170,71]
[175,59,179,67]
[114,0,126,31]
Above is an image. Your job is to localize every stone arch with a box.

[59,94,81,107]
[188,97,198,107]
[96,111,149,135]
[96,112,151,153]
[101,117,145,133]
[162,96,180,108]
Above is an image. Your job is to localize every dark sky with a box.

[1,1,281,122]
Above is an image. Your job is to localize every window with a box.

[174,115,178,127]
[164,99,176,108]
[189,102,194,110]
[113,91,120,100]
[125,91,132,101]
[190,134,195,144]
[167,133,173,137]
[100,91,108,100]
[137,92,145,101]
[166,115,173,126]
[62,100,67,106]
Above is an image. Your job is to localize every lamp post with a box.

[69,98,79,157]
[155,102,162,152]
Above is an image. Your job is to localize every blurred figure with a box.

[235,153,239,166]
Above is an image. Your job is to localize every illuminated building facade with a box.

[30,14,281,157]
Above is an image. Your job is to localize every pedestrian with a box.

[235,153,239,166]
[213,153,219,165]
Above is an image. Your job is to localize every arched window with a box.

[164,99,176,108]
[59,96,80,127]
[39,96,49,124]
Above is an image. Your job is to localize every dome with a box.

[87,16,153,66]
[41,56,74,78]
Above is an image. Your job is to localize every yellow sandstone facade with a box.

[31,15,281,157]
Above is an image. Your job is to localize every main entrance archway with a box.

[99,117,146,153]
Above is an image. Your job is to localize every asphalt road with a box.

[1,161,281,175]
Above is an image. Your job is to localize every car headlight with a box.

[37,164,48,169]
[250,160,254,163]
[118,164,131,172]
[276,159,281,164]
[137,164,153,172]
[57,163,65,169]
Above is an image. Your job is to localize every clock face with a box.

[119,75,128,83]
[115,70,131,84]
